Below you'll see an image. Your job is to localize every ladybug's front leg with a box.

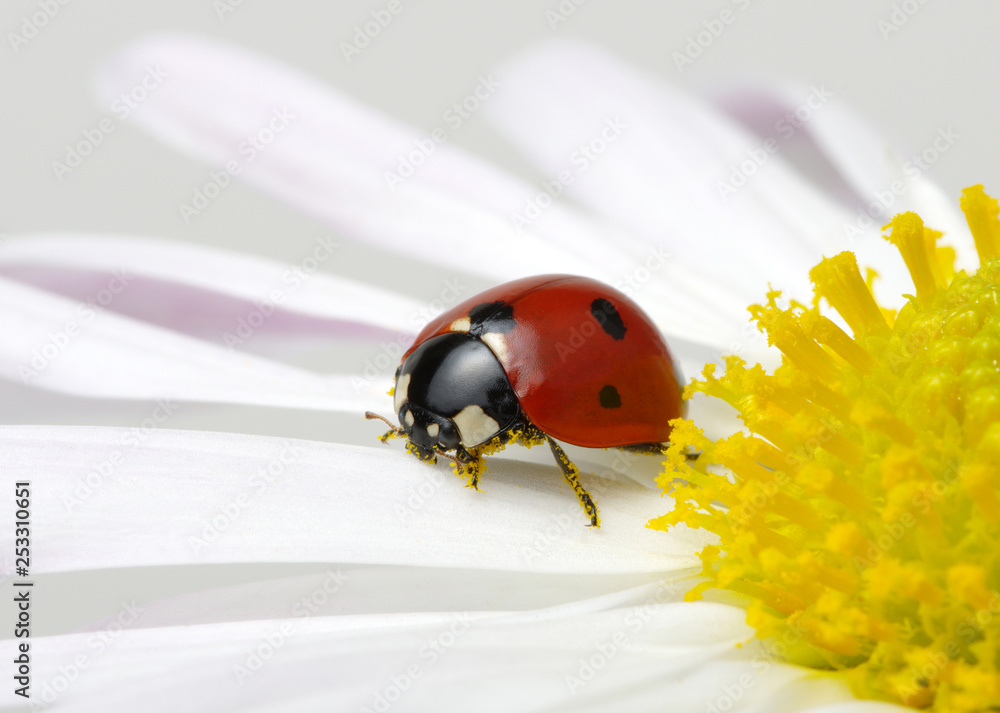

[452,446,485,492]
[545,437,601,528]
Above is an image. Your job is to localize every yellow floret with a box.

[654,185,1000,711]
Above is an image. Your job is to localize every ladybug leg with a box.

[405,440,437,464]
[453,447,485,491]
[438,448,484,492]
[621,443,666,455]
[621,443,700,462]
[545,437,601,528]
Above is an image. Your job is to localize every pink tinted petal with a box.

[711,84,967,235]
[94,35,764,349]
[0,264,402,345]
[711,82,971,274]
[0,278,385,410]
[485,42,829,277]
[94,35,620,285]
[0,234,422,338]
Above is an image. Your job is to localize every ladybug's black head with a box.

[397,403,461,461]
[394,332,520,456]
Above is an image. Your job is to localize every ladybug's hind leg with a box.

[620,442,699,462]
[619,443,667,456]
[545,437,600,528]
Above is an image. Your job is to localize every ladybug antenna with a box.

[364,411,405,440]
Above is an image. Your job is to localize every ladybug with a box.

[366,274,685,527]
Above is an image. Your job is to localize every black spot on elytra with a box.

[468,301,516,336]
[599,384,621,409]
[591,298,626,340]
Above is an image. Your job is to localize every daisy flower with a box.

[658,186,1000,713]
[0,35,969,711]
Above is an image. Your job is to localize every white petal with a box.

[0,277,384,410]
[93,35,746,350]
[484,40,921,313]
[710,82,973,269]
[0,233,423,335]
[3,602,872,712]
[72,567,690,630]
[93,35,621,284]
[0,426,709,574]
[485,42,824,268]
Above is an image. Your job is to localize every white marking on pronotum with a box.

[404,410,415,427]
[426,423,440,438]
[452,405,500,447]
[450,317,471,332]
[480,332,509,362]
[394,372,411,414]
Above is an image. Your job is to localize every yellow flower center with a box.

[653,185,1000,711]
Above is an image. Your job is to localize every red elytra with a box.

[405,274,684,448]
